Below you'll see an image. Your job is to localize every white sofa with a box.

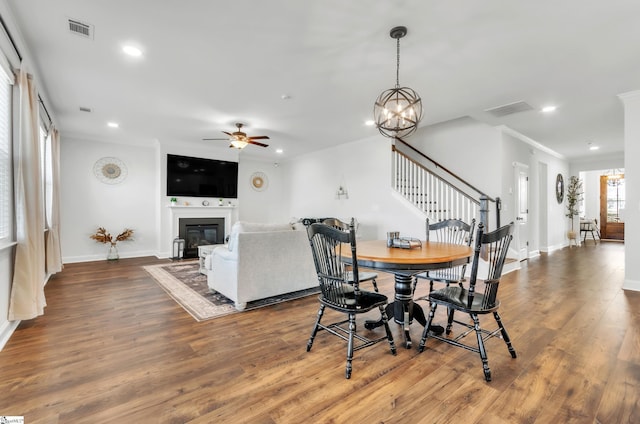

[205,221,318,310]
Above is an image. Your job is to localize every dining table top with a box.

[342,239,474,272]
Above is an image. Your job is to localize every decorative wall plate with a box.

[94,157,128,184]
[556,173,564,204]
[250,171,268,191]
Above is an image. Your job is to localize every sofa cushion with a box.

[227,221,295,251]
[236,222,293,232]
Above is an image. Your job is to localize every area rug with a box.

[143,261,319,322]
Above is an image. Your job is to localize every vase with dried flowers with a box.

[90,227,134,260]
[565,176,583,240]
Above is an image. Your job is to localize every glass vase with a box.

[107,244,119,261]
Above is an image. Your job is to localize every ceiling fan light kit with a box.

[373,26,423,139]
[203,122,270,149]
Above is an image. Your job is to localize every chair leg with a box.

[379,305,397,355]
[345,313,356,379]
[418,302,437,353]
[494,311,517,358]
[307,304,325,352]
[472,313,492,382]
[371,278,379,292]
[446,307,455,335]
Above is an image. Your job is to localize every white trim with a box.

[622,279,640,292]
[0,51,13,85]
[498,125,565,160]
[0,319,19,351]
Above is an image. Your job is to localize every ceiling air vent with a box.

[484,101,533,117]
[68,19,94,39]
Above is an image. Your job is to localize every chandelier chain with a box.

[396,37,400,88]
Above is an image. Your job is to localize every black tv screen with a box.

[166,154,238,198]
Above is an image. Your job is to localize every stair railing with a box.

[392,137,501,230]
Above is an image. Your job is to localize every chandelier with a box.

[373,26,423,138]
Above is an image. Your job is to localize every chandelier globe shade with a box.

[373,26,423,138]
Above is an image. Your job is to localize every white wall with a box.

[620,91,640,291]
[581,169,603,221]
[285,135,427,240]
[411,117,502,196]
[0,247,18,349]
[60,138,158,262]
[237,159,287,223]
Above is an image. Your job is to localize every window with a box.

[0,67,11,242]
[606,174,625,223]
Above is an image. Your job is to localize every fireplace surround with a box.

[168,205,236,259]
[178,217,225,258]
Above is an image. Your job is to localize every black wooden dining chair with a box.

[417,222,516,382]
[306,219,396,379]
[413,218,475,332]
[414,218,476,292]
[322,218,379,292]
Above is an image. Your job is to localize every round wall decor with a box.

[93,157,128,184]
[250,171,268,191]
[555,173,564,204]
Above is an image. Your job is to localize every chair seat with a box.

[429,286,501,313]
[320,290,388,312]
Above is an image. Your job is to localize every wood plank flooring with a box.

[0,242,637,423]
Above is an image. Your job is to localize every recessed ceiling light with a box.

[541,105,557,113]
[107,122,119,128]
[590,146,600,151]
[281,94,291,100]
[365,120,375,126]
[275,149,283,154]
[122,45,142,57]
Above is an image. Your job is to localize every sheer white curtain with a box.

[9,66,46,320]
[45,126,62,273]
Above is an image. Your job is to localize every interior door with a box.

[600,174,625,240]
[514,163,529,261]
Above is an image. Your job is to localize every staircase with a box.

[391,138,519,274]
[392,147,480,226]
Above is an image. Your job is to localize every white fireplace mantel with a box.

[168,206,236,241]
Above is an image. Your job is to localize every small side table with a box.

[197,245,217,275]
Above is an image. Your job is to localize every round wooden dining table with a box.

[342,240,473,348]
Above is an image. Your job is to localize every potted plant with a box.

[170,197,177,205]
[565,176,583,240]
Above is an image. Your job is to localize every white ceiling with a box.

[5,0,639,161]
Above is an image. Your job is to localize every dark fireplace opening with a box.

[178,217,225,258]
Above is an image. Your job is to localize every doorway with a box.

[514,162,529,260]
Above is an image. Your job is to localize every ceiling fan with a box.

[203,123,270,149]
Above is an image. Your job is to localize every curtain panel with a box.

[9,66,46,321]
[45,127,62,274]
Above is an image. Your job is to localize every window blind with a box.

[0,67,11,241]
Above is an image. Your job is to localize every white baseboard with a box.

[0,319,19,351]
[63,249,159,264]
[623,279,640,292]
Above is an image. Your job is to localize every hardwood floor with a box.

[0,242,638,423]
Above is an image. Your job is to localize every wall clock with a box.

[93,157,128,184]
[556,173,564,204]
[250,171,268,191]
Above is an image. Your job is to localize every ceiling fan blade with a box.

[248,140,269,148]
[248,135,270,140]
[203,138,229,141]
[222,131,232,136]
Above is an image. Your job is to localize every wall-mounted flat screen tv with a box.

[166,154,238,198]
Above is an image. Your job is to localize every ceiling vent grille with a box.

[484,101,533,117]
[68,19,94,39]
